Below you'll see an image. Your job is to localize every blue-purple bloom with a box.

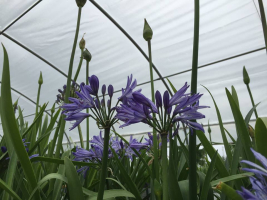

[1,146,7,153]
[116,81,208,134]
[72,131,149,176]
[61,75,119,130]
[237,148,267,199]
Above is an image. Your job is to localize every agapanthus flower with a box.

[61,75,120,130]
[72,131,150,175]
[1,138,38,159]
[237,148,267,199]
[116,82,208,135]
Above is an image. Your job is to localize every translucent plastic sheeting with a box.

[96,0,265,76]
[0,0,267,144]
[0,0,36,31]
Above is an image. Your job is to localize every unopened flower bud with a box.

[102,84,106,96]
[208,121,211,134]
[79,34,86,50]
[1,146,7,153]
[38,72,43,85]
[248,124,254,138]
[108,85,114,98]
[143,19,153,41]
[243,66,250,85]
[83,48,92,62]
[75,0,87,7]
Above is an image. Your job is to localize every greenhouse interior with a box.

[0,0,267,199]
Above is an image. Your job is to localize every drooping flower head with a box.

[116,82,208,135]
[237,148,267,199]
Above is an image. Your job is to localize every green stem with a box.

[86,61,90,150]
[73,49,84,82]
[35,84,41,116]
[258,0,267,54]
[54,7,82,162]
[161,134,168,200]
[246,84,259,118]
[189,0,199,199]
[78,125,84,148]
[97,127,110,200]
[148,40,159,180]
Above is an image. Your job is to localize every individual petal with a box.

[169,82,189,106]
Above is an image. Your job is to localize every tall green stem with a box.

[78,125,84,148]
[148,40,159,180]
[73,49,84,82]
[246,84,259,118]
[258,0,267,54]
[161,134,168,200]
[54,7,82,160]
[86,61,90,150]
[35,84,41,116]
[97,127,110,200]
[189,0,199,199]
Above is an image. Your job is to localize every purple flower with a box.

[65,113,90,130]
[1,146,7,153]
[116,82,208,134]
[237,148,267,199]
[155,91,162,108]
[108,85,114,98]
[61,75,118,130]
[102,84,106,95]
[118,74,141,103]
[89,75,99,96]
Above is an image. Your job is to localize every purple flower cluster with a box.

[1,138,38,159]
[116,78,208,135]
[61,75,116,130]
[73,131,149,163]
[237,148,267,199]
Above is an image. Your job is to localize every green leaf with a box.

[226,88,254,162]
[167,78,177,93]
[200,151,217,200]
[203,85,232,168]
[22,104,48,138]
[255,118,267,158]
[210,172,253,186]
[1,44,38,193]
[214,182,242,200]
[231,86,239,109]
[30,156,98,167]
[87,189,135,200]
[244,103,260,126]
[64,156,84,200]
[196,130,229,178]
[0,178,22,200]
[110,147,142,200]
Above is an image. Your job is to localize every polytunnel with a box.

[0,0,266,146]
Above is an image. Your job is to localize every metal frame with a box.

[0,0,266,139]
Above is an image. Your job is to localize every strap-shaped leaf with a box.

[1,44,38,194]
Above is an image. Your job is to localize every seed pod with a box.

[79,34,86,50]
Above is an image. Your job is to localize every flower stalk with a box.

[97,127,110,200]
[161,134,168,200]
[55,6,82,163]
[144,19,159,181]
[35,72,43,116]
[86,60,90,150]
[189,0,200,199]
[243,67,258,118]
